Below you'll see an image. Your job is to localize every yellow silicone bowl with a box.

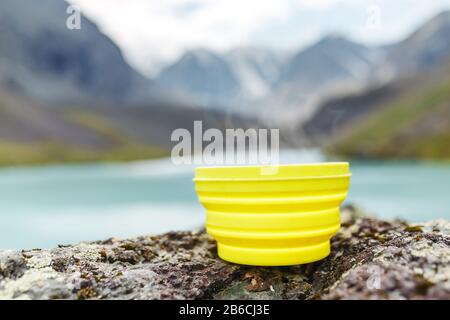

[193,162,351,266]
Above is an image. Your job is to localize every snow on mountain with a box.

[224,47,286,100]
[281,35,379,91]
[156,49,241,108]
[154,11,450,126]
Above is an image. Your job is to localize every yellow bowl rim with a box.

[193,173,351,182]
[194,162,350,181]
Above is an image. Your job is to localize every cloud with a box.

[71,0,292,75]
[70,0,450,76]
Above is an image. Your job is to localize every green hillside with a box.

[0,140,166,166]
[0,91,167,166]
[0,90,260,167]
[327,68,450,160]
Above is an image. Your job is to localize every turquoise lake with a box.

[1,149,449,250]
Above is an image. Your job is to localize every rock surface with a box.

[0,207,449,300]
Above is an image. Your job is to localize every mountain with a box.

[257,35,382,125]
[155,37,380,115]
[153,35,384,125]
[0,0,166,164]
[280,35,380,92]
[303,58,450,159]
[0,0,263,165]
[0,0,152,106]
[0,86,264,165]
[156,49,241,108]
[0,88,162,165]
[303,77,420,139]
[224,47,284,100]
[302,10,450,160]
[383,10,450,77]
[153,11,450,128]
[155,47,287,109]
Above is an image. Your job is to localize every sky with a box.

[70,0,450,76]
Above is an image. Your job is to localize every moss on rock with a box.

[0,207,449,300]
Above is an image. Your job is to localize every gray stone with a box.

[0,207,449,300]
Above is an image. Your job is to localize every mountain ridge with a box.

[0,0,262,165]
[154,10,450,126]
[304,58,450,159]
[0,0,154,106]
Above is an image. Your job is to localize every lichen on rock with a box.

[0,206,449,300]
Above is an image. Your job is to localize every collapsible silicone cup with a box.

[193,162,351,266]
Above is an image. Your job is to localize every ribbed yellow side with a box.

[194,163,351,266]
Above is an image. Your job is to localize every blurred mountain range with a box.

[0,0,158,106]
[156,47,286,110]
[0,0,449,164]
[155,11,450,125]
[303,11,450,159]
[304,54,450,159]
[0,0,259,165]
